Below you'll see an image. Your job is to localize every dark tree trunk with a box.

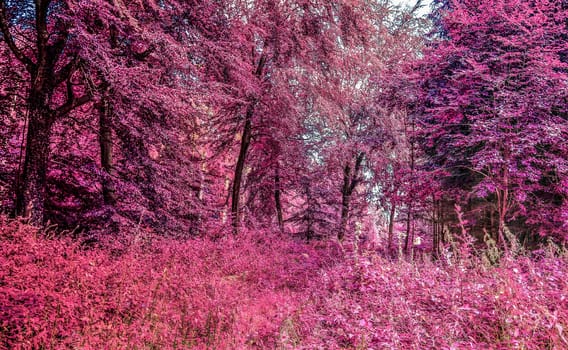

[338,163,352,241]
[2,0,88,226]
[387,199,396,252]
[431,197,440,261]
[404,123,416,254]
[404,201,413,253]
[15,101,53,225]
[305,184,314,241]
[338,152,364,241]
[274,165,284,232]
[98,99,116,205]
[231,105,253,234]
[230,54,265,234]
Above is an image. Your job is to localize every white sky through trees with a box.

[392,0,432,16]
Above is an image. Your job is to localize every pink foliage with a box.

[0,216,330,348]
[299,252,568,349]
[2,216,567,348]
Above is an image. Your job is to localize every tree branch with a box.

[0,0,35,67]
[35,0,51,68]
[349,151,365,193]
[54,56,79,86]
[55,78,91,117]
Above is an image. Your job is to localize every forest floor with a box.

[1,215,567,349]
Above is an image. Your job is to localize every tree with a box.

[0,0,91,225]
[417,0,568,244]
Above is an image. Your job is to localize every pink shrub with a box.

[0,217,329,349]
[297,252,568,349]
[2,216,567,349]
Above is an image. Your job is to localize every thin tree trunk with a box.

[274,165,284,232]
[98,98,116,205]
[230,54,265,234]
[387,199,396,252]
[432,197,442,260]
[404,122,416,254]
[432,201,438,261]
[497,188,509,255]
[496,147,510,255]
[338,163,352,241]
[231,105,253,234]
[305,184,313,241]
[404,201,413,253]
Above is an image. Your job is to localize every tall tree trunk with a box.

[2,0,88,226]
[231,105,253,234]
[431,197,441,260]
[305,184,314,241]
[387,199,396,252]
[274,164,284,232]
[15,103,53,225]
[496,147,510,254]
[338,152,364,241]
[338,163,352,241]
[404,201,413,253]
[98,98,116,205]
[404,123,416,254]
[230,54,265,234]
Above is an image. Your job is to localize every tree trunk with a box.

[230,54,265,234]
[404,201,413,253]
[305,184,314,241]
[338,163,352,241]
[404,126,416,254]
[15,105,53,225]
[497,188,509,255]
[274,165,284,232]
[431,197,441,260]
[98,98,116,205]
[3,0,88,226]
[338,152,364,241]
[231,105,253,234]
[387,199,396,252]
[496,147,510,254]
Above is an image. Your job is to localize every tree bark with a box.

[338,163,352,241]
[404,201,413,253]
[387,199,396,252]
[496,147,510,255]
[404,122,416,254]
[274,164,284,232]
[431,197,441,260]
[15,101,53,225]
[98,98,116,205]
[3,0,88,225]
[231,105,253,234]
[230,54,265,234]
[338,152,364,241]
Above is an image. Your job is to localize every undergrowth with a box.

[1,216,566,349]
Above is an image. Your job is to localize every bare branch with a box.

[55,78,91,117]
